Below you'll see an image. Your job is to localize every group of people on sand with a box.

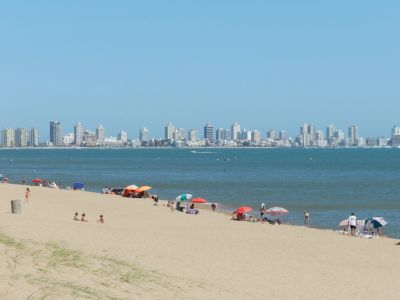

[165,200,200,214]
[74,212,104,223]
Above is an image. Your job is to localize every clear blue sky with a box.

[0,1,399,140]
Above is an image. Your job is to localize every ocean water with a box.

[1,148,399,237]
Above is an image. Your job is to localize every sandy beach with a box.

[0,183,399,300]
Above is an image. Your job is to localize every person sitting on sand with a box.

[152,195,159,206]
[81,213,88,222]
[211,203,217,212]
[97,215,104,223]
[73,212,79,221]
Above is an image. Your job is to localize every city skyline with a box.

[0,2,399,138]
[1,120,400,148]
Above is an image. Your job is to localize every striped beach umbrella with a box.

[176,194,192,201]
[265,207,289,217]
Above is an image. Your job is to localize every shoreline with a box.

[4,182,396,242]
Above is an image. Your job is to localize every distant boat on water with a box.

[191,150,215,154]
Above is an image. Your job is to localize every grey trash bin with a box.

[11,200,22,214]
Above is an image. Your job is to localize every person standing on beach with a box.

[260,203,265,222]
[304,210,310,225]
[348,213,357,236]
[25,188,30,203]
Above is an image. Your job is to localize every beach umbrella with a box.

[176,194,192,201]
[192,197,207,204]
[137,185,152,192]
[366,217,387,228]
[265,207,289,217]
[32,178,42,183]
[235,206,253,214]
[125,184,138,190]
[73,182,84,189]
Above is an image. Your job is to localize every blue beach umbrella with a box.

[73,182,85,190]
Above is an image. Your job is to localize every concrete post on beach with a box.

[11,200,22,214]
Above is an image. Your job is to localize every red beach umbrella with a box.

[192,198,207,204]
[32,178,42,183]
[235,206,253,214]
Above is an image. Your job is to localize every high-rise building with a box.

[1,128,14,147]
[231,122,241,141]
[267,129,276,140]
[241,129,252,141]
[348,124,358,146]
[63,133,74,145]
[391,126,400,146]
[14,128,28,147]
[251,130,261,145]
[216,128,227,142]
[279,130,287,140]
[300,123,310,147]
[188,129,197,142]
[74,122,84,146]
[118,131,128,143]
[139,127,150,142]
[96,125,105,145]
[307,124,316,145]
[50,121,62,146]
[173,128,185,140]
[204,122,214,143]
[29,128,40,147]
[165,123,175,140]
[326,124,335,141]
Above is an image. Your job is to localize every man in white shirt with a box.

[348,213,357,236]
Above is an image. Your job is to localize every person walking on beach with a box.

[260,203,265,222]
[348,213,357,236]
[304,210,310,225]
[25,188,30,203]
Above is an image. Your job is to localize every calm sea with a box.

[1,148,399,237]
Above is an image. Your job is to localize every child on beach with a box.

[73,212,79,221]
[97,215,104,223]
[81,213,88,222]
[25,188,30,203]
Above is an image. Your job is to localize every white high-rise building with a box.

[251,130,261,145]
[188,129,197,142]
[165,123,175,140]
[267,129,276,140]
[173,128,185,140]
[118,131,128,143]
[231,122,241,141]
[74,122,84,146]
[204,123,214,143]
[300,123,310,147]
[29,128,40,147]
[96,125,105,145]
[348,124,358,146]
[279,130,287,140]
[391,126,400,146]
[326,124,335,141]
[63,133,74,145]
[14,128,29,147]
[139,127,150,142]
[1,128,14,147]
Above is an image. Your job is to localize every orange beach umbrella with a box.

[136,186,152,192]
[192,198,207,204]
[235,206,253,214]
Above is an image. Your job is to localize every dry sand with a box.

[0,183,399,300]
